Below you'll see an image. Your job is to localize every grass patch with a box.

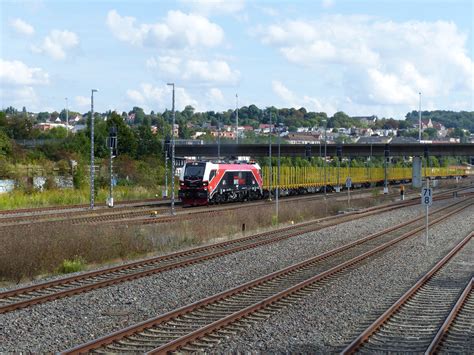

[0,185,160,210]
[57,257,86,274]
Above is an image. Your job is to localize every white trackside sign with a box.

[421,187,433,206]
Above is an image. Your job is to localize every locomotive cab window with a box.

[184,163,206,179]
[209,170,217,181]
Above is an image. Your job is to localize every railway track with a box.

[0,185,470,229]
[342,232,473,354]
[0,206,170,227]
[0,197,164,216]
[61,198,472,354]
[0,185,390,226]
[427,277,473,354]
[0,196,426,314]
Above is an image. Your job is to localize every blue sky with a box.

[1,0,473,119]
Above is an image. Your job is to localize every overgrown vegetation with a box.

[0,185,157,210]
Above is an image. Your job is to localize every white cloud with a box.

[257,16,474,112]
[127,83,199,111]
[148,56,240,85]
[207,88,225,102]
[10,18,35,35]
[106,10,224,49]
[0,59,49,85]
[75,95,90,108]
[184,59,239,83]
[0,86,40,110]
[32,30,79,60]
[272,81,337,115]
[179,0,245,15]
[147,56,182,76]
[272,80,297,106]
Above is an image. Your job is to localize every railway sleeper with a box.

[202,332,227,340]
[215,328,239,336]
[131,332,177,339]
[245,313,270,321]
[194,309,233,317]
[104,343,152,352]
[226,323,252,331]
[179,344,211,352]
[171,319,210,327]
[206,303,245,312]
[146,326,194,334]
[363,337,431,354]
[192,336,222,345]
[368,334,433,344]
[160,321,200,329]
[118,337,161,345]
[180,314,222,322]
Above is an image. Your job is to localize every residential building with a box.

[284,132,321,145]
[352,115,378,126]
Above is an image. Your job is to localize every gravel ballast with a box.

[0,197,472,352]
[212,204,474,353]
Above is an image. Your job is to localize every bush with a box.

[73,165,86,189]
[44,176,57,190]
[57,257,85,274]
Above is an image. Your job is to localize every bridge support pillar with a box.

[412,156,422,188]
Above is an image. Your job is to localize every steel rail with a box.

[342,231,473,354]
[0,197,426,313]
[425,277,473,354]
[61,200,472,354]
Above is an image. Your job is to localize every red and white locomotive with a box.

[179,161,263,206]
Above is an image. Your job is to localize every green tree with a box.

[424,128,438,140]
[107,111,138,157]
[136,123,161,158]
[0,130,12,156]
[37,112,50,122]
[0,112,7,129]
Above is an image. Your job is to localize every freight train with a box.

[178,161,468,206]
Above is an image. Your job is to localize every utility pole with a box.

[235,93,239,144]
[167,83,176,215]
[217,116,221,160]
[323,119,327,198]
[276,117,281,224]
[108,126,117,207]
[65,97,69,137]
[90,89,98,209]
[164,141,168,198]
[418,92,422,142]
[269,110,272,200]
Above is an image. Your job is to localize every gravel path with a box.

[0,197,471,352]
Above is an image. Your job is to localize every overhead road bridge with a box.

[174,143,474,158]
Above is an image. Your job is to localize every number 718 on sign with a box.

[421,188,433,206]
